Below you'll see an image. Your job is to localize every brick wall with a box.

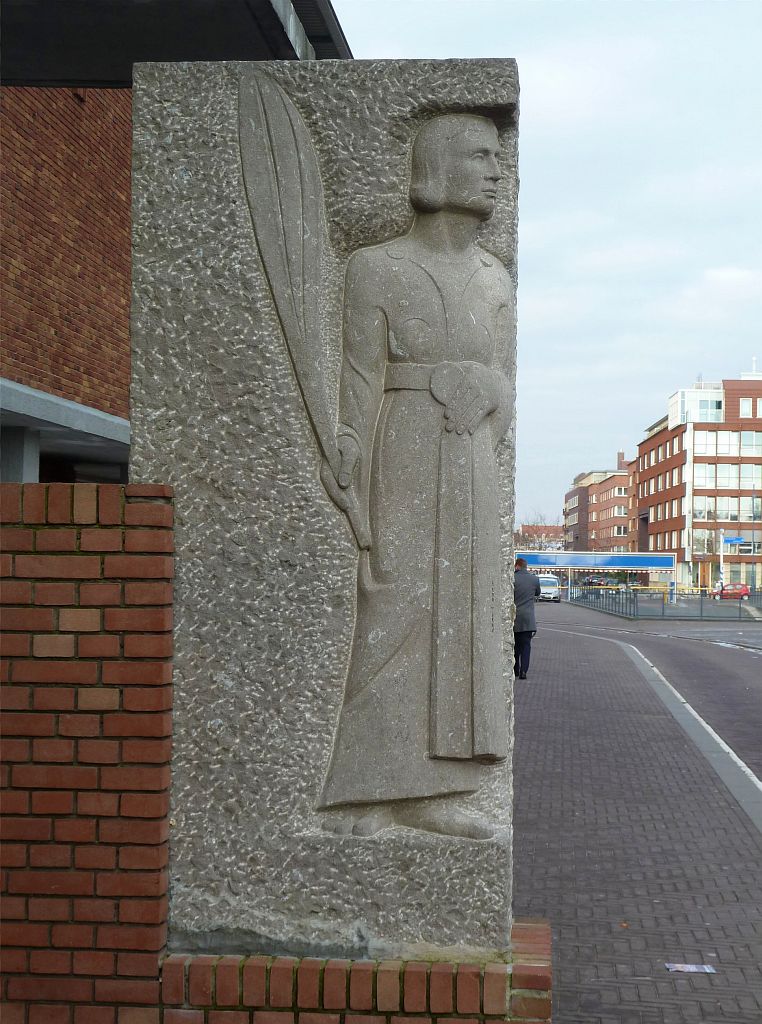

[1,483,173,1020]
[1,484,552,1023]
[159,935,552,1022]
[0,87,131,418]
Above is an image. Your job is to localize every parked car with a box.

[713,582,750,601]
[537,574,561,602]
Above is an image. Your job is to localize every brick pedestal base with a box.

[160,923,551,1023]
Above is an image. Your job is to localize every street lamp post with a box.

[752,488,758,593]
[719,527,725,588]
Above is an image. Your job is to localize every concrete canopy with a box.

[1,0,351,85]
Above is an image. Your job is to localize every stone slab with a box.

[131,58,519,960]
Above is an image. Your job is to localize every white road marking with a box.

[549,617,762,653]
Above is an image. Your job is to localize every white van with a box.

[537,574,561,602]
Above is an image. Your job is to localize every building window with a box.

[741,464,762,488]
[698,398,723,422]
[614,525,627,536]
[614,505,627,516]
[716,497,739,522]
[694,464,716,488]
[693,529,716,554]
[695,495,716,520]
[673,436,680,455]
[740,398,752,417]
[740,496,762,522]
[716,463,739,489]
[694,431,716,456]
[615,486,627,496]
[757,398,762,418]
[717,431,739,456]
[656,504,663,520]
[649,535,655,551]
[649,450,655,467]
[740,431,762,455]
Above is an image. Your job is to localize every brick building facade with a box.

[565,372,762,587]
[587,468,629,553]
[0,0,351,485]
[563,453,627,552]
[637,374,762,588]
[1,87,132,420]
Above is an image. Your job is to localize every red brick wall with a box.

[159,936,552,1022]
[0,87,131,418]
[721,378,762,425]
[1,483,173,1020]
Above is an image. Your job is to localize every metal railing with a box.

[569,586,762,620]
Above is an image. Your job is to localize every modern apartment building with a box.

[636,372,762,588]
[588,469,630,552]
[563,452,627,551]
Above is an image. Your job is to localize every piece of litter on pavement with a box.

[665,963,717,974]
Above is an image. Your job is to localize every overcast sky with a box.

[330,0,762,524]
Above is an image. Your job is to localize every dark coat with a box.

[513,568,541,632]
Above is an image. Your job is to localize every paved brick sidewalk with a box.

[512,615,762,1022]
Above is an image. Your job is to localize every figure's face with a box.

[442,120,502,219]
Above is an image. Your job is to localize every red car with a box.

[714,583,751,600]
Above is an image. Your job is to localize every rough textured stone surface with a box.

[131,59,519,960]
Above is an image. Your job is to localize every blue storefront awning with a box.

[515,551,676,572]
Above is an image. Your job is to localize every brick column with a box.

[1,483,173,1021]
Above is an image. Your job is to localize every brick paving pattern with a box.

[512,605,762,1022]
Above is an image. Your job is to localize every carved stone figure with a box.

[240,79,513,842]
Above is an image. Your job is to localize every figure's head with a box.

[410,113,501,220]
[515,558,527,571]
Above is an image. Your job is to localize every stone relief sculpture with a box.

[240,73,514,841]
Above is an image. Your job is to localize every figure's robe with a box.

[319,238,513,808]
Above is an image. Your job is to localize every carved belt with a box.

[383,362,434,391]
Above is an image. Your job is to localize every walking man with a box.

[513,557,541,679]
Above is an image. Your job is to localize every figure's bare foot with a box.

[395,801,495,840]
[320,813,354,836]
[351,806,398,836]
[320,801,495,840]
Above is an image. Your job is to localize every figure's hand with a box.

[337,434,360,489]
[319,455,372,550]
[430,361,501,435]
